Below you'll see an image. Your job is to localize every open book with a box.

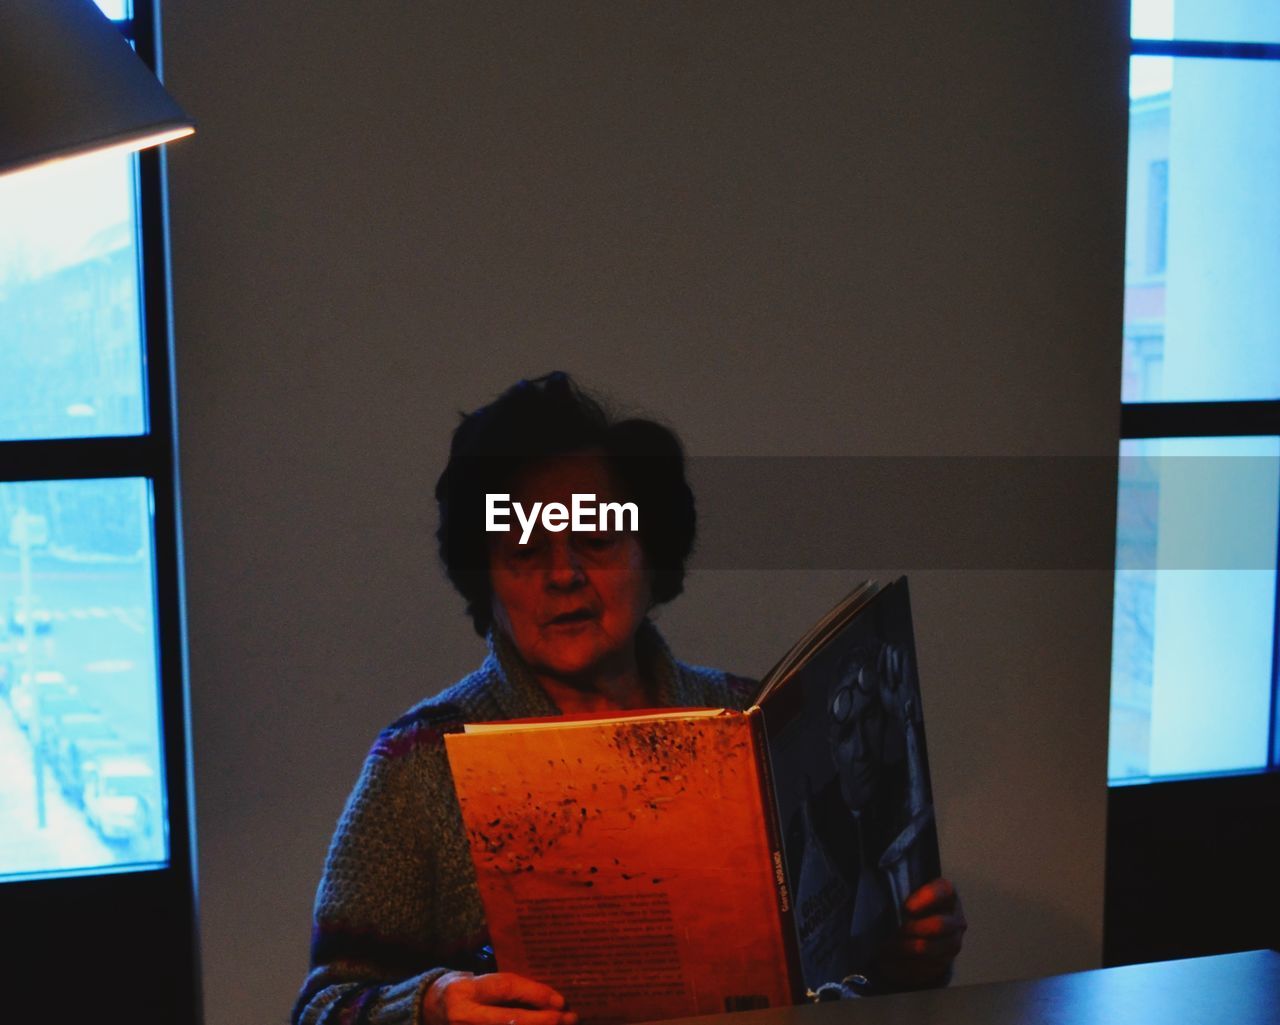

[443,577,940,1024]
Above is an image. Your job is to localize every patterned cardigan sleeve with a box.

[292,714,463,1025]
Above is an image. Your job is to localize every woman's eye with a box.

[579,533,620,552]
[502,541,542,564]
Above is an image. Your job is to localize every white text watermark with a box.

[485,493,639,544]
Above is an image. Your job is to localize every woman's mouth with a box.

[546,608,596,626]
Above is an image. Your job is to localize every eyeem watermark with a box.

[486,493,639,544]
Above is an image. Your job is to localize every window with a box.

[0,0,186,875]
[1109,1,1280,782]
[0,1,198,1010]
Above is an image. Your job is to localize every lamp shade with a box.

[0,0,193,179]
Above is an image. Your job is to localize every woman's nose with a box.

[545,537,586,588]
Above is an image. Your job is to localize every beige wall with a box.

[162,3,1129,1022]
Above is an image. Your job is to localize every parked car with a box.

[8,670,74,734]
[35,692,98,740]
[47,712,118,799]
[83,754,159,843]
[8,595,53,635]
[0,639,27,701]
[60,734,133,806]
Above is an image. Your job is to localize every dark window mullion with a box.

[0,436,166,482]
[1120,399,1280,439]
[1131,38,1280,61]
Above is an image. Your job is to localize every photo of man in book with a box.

[785,639,943,994]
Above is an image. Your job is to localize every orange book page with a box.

[445,714,792,1025]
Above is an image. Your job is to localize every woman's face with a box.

[488,449,653,684]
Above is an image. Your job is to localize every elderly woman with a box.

[293,373,965,1025]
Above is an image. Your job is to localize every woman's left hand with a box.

[873,877,967,991]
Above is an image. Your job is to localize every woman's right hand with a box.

[422,971,579,1025]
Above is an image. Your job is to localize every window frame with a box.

[1105,14,1280,967]
[0,2,200,1017]
[1113,29,1280,784]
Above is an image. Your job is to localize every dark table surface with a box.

[657,950,1280,1025]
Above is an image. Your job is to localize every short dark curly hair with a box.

[435,372,697,636]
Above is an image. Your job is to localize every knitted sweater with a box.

[293,622,757,1025]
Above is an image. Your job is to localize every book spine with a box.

[747,706,807,1003]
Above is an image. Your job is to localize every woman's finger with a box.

[471,974,567,1010]
[884,932,965,961]
[897,912,968,938]
[463,1006,576,1025]
[902,877,957,916]
[432,974,577,1025]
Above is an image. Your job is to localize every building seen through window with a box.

[0,152,145,441]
